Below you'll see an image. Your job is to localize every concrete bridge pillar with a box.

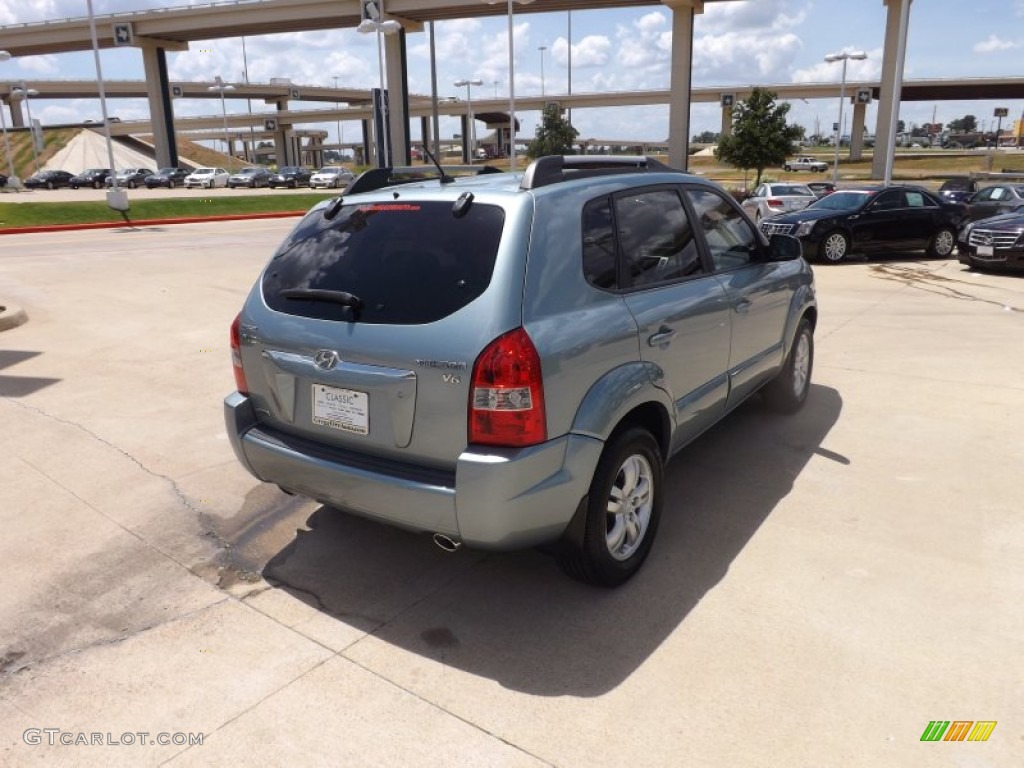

[6,97,25,128]
[384,30,410,166]
[720,105,733,138]
[140,46,178,168]
[873,0,913,179]
[664,0,703,170]
[850,100,867,161]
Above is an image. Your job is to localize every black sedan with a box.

[227,167,273,188]
[937,177,979,205]
[23,170,75,190]
[268,166,313,188]
[145,167,191,189]
[964,184,1024,222]
[957,212,1024,272]
[69,168,112,189]
[758,185,967,263]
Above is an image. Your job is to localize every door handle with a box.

[734,298,752,313]
[648,326,676,347]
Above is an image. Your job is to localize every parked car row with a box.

[18,165,354,192]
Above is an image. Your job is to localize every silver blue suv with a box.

[225,156,817,586]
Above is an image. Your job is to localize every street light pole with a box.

[208,76,236,163]
[454,78,483,162]
[333,75,343,162]
[538,45,547,97]
[488,0,534,170]
[824,50,867,184]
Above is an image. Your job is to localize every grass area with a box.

[0,193,335,229]
[1,128,79,180]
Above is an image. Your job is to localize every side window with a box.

[990,187,1006,201]
[687,189,760,272]
[582,197,618,290]
[906,191,928,208]
[754,185,766,198]
[872,190,905,210]
[974,188,993,202]
[614,189,704,288]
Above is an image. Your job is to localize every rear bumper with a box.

[224,392,603,549]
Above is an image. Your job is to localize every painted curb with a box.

[0,302,28,333]
[0,209,306,235]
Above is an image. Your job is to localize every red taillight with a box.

[469,328,546,447]
[767,198,783,207]
[230,312,249,394]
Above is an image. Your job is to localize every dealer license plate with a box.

[977,244,994,257]
[312,384,369,435]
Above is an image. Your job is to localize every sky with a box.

[1,0,1023,148]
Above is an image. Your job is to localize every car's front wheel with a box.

[93,180,102,189]
[558,426,663,587]
[820,230,850,263]
[928,226,956,258]
[167,180,175,189]
[763,317,814,413]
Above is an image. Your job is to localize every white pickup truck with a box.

[783,156,829,172]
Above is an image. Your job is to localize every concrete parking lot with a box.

[0,221,1021,766]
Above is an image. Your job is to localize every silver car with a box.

[309,166,354,189]
[742,182,817,222]
[225,156,817,586]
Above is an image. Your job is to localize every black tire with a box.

[928,226,956,258]
[557,427,663,587]
[819,230,850,263]
[167,180,175,189]
[93,180,102,189]
[762,317,814,413]
[46,181,55,190]
[127,180,136,189]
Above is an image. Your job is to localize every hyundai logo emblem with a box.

[313,350,340,370]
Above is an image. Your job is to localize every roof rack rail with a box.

[346,164,503,195]
[519,155,681,191]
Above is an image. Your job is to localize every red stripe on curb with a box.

[0,210,307,235]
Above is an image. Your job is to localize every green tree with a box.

[714,87,802,186]
[527,104,579,158]
[948,114,978,133]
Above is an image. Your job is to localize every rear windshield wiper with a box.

[279,288,363,311]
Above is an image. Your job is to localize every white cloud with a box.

[699,0,808,35]
[791,48,883,84]
[973,35,1019,53]
[551,35,611,68]
[16,54,60,75]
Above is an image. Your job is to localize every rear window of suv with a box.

[262,201,505,325]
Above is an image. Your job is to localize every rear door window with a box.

[614,188,704,288]
[262,201,504,324]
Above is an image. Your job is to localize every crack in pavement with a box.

[0,598,230,681]
[868,262,1024,312]
[3,397,239,582]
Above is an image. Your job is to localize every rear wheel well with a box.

[610,402,670,464]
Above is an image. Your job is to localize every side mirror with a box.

[768,234,802,262]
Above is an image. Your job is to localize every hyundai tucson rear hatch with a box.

[236,199,507,470]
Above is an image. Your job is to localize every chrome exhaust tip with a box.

[432,533,462,553]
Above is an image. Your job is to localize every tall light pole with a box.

[454,78,483,163]
[241,36,255,163]
[0,50,18,187]
[208,76,236,162]
[491,0,535,171]
[333,75,344,162]
[357,0,401,168]
[824,50,867,184]
[538,45,547,97]
[10,85,41,175]
[567,11,573,126]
